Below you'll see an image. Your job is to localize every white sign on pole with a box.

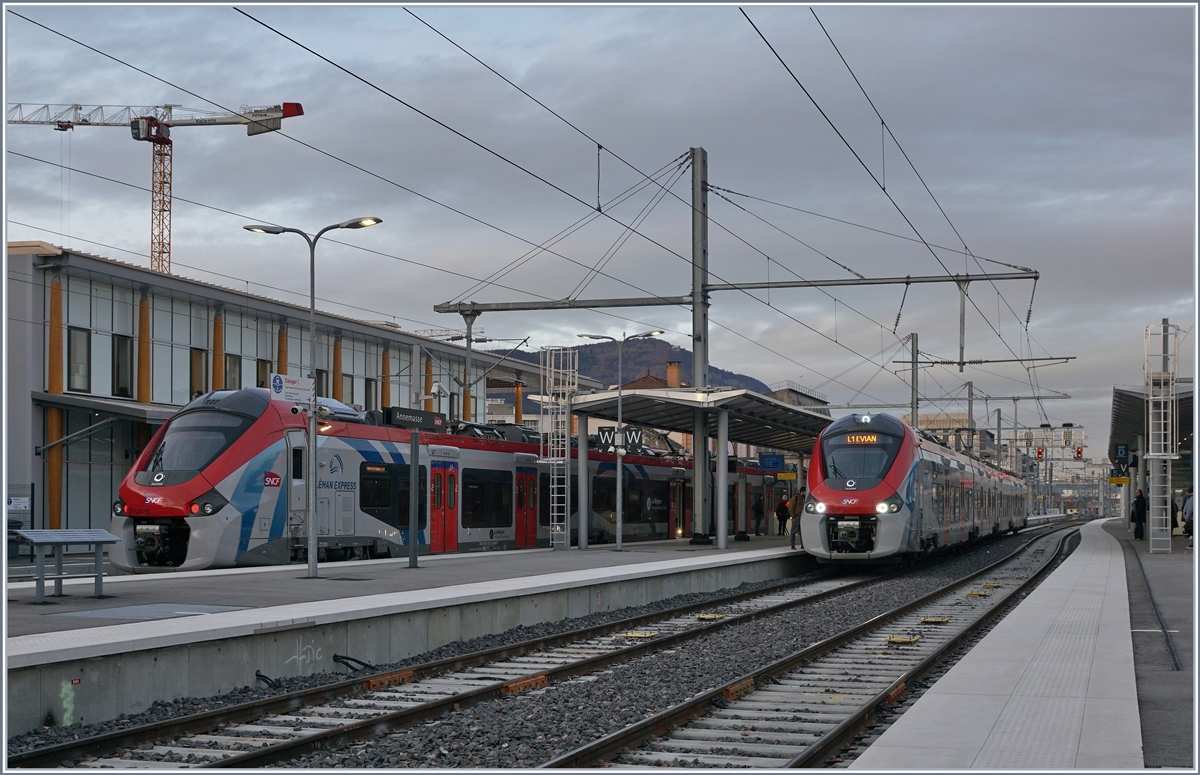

[7,497,31,511]
[269,373,314,404]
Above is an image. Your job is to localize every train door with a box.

[430,460,459,553]
[286,431,308,537]
[515,467,537,547]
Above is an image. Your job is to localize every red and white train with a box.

[111,388,780,572]
[798,412,1028,562]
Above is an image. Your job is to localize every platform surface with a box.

[852,518,1150,770]
[5,536,799,667]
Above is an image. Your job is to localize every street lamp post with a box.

[578,330,662,550]
[244,217,382,578]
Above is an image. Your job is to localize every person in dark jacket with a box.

[775,497,790,535]
[789,485,806,549]
[752,496,765,536]
[1131,488,1148,540]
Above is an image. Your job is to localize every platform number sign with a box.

[1115,444,1128,464]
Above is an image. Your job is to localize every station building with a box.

[5,241,545,535]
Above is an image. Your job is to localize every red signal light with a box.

[1036,447,1044,460]
[1075,446,1083,460]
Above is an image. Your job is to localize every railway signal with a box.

[7,102,303,273]
[1075,446,1084,460]
[1036,447,1044,460]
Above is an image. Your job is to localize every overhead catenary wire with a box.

[741,7,1028,368]
[10,9,934,407]
[229,8,927,403]
[810,7,1039,346]
[396,7,933,398]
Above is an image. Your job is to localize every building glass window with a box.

[225,354,242,390]
[111,335,133,398]
[364,379,377,411]
[316,370,329,398]
[190,348,208,399]
[256,359,272,389]
[342,374,354,406]
[67,327,91,393]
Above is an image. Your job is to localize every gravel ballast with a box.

[287,532,1058,768]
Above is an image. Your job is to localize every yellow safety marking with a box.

[920,616,950,624]
[885,635,920,645]
[982,583,1002,589]
[723,677,755,700]
[621,631,659,638]
[365,670,414,691]
[828,693,846,703]
[696,614,727,621]
[501,675,548,693]
[968,591,990,597]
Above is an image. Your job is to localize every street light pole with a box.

[579,329,662,550]
[245,217,382,579]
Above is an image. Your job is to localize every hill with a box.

[486,338,771,392]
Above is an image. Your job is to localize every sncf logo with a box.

[144,496,164,505]
[264,472,282,488]
[842,497,858,505]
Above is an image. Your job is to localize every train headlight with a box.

[189,489,228,517]
[113,499,125,516]
[814,502,826,514]
[877,495,904,514]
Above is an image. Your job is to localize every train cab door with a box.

[285,431,308,536]
[515,467,537,548]
[430,460,459,553]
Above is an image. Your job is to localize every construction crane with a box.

[7,102,303,273]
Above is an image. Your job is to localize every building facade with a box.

[6,241,533,533]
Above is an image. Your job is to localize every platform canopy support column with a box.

[716,410,729,549]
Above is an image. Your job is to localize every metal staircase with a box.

[539,347,578,549]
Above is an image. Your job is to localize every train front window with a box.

[147,412,254,474]
[821,432,901,487]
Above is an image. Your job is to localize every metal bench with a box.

[13,529,119,603]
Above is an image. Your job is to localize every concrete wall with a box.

[7,554,801,737]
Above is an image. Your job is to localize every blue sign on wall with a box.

[759,454,784,471]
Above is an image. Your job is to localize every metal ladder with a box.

[539,347,578,549]
[1145,321,1179,554]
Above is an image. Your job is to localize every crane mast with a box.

[7,102,303,273]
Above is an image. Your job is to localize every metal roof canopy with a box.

[571,388,833,454]
[1109,384,1193,483]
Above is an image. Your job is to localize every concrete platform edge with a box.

[7,549,800,736]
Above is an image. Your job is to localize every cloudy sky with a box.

[5,4,1195,455]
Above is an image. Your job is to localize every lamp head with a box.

[340,217,383,229]
[244,225,285,235]
[578,334,613,341]
[635,330,665,338]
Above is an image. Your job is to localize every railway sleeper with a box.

[622,750,792,767]
[671,728,822,745]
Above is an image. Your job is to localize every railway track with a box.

[543,526,1077,768]
[11,570,880,769]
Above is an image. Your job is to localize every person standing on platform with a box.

[1183,487,1193,546]
[789,485,806,550]
[775,496,790,535]
[1132,487,1148,540]
[752,495,765,536]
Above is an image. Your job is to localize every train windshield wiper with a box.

[148,442,166,473]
